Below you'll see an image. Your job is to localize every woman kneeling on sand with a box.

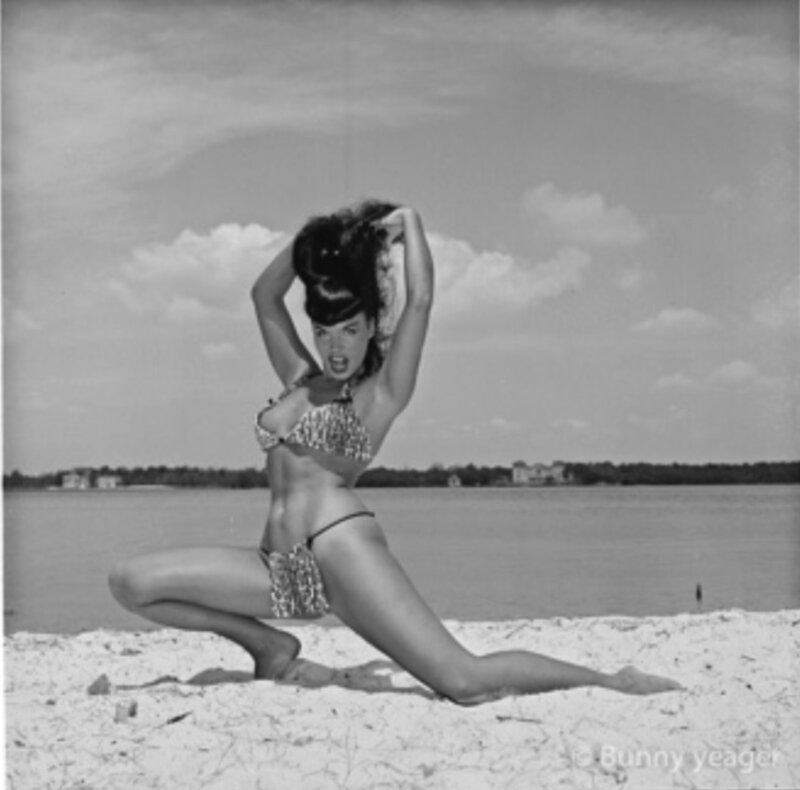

[110,200,682,704]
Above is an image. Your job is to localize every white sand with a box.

[5,609,799,789]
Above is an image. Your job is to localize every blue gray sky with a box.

[3,0,798,474]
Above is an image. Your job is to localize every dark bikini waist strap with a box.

[306,510,375,548]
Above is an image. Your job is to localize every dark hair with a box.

[293,199,398,378]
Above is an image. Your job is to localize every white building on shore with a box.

[62,470,91,490]
[512,461,571,486]
[61,471,124,490]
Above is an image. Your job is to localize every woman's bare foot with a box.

[610,666,684,695]
[252,629,302,680]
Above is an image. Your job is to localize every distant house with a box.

[447,473,462,488]
[62,470,90,490]
[512,461,528,485]
[96,475,122,489]
[512,461,571,486]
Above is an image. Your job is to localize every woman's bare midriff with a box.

[261,447,373,553]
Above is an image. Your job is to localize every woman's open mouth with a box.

[329,356,349,375]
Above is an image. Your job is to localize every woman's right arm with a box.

[251,239,318,386]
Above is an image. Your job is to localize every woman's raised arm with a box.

[375,208,434,413]
[251,239,318,386]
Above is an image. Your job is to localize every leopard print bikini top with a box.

[254,373,373,464]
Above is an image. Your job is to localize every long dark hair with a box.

[293,199,398,378]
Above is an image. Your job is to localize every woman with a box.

[110,200,682,703]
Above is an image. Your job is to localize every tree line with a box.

[3,461,798,490]
[565,461,799,486]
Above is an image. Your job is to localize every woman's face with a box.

[312,312,374,381]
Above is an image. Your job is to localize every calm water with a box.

[4,486,799,634]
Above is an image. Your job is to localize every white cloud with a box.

[632,306,719,335]
[3,3,469,233]
[111,223,584,333]
[709,360,762,388]
[104,280,146,315]
[489,417,523,432]
[523,183,646,248]
[164,296,214,325]
[202,342,239,361]
[752,275,800,332]
[122,225,282,286]
[656,360,782,395]
[111,224,286,322]
[410,4,793,114]
[615,266,645,291]
[552,417,590,433]
[429,234,590,321]
[6,3,791,235]
[518,5,793,114]
[667,404,686,422]
[654,372,706,393]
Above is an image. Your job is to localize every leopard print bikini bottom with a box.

[258,510,375,619]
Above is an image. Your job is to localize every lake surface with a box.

[4,486,799,634]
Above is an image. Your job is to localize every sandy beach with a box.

[5,609,799,789]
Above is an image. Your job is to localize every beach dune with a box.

[6,609,799,789]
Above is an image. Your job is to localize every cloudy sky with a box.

[3,0,798,474]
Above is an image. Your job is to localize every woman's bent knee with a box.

[429,663,489,705]
[108,557,151,610]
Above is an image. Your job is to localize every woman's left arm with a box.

[375,207,434,413]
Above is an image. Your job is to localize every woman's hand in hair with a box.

[374,206,416,245]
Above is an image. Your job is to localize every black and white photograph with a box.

[4,1,798,787]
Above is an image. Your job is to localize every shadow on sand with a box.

[113,657,437,699]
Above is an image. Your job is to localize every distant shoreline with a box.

[7,460,799,491]
[44,484,174,492]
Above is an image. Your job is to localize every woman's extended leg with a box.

[109,547,300,679]
[315,520,683,704]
